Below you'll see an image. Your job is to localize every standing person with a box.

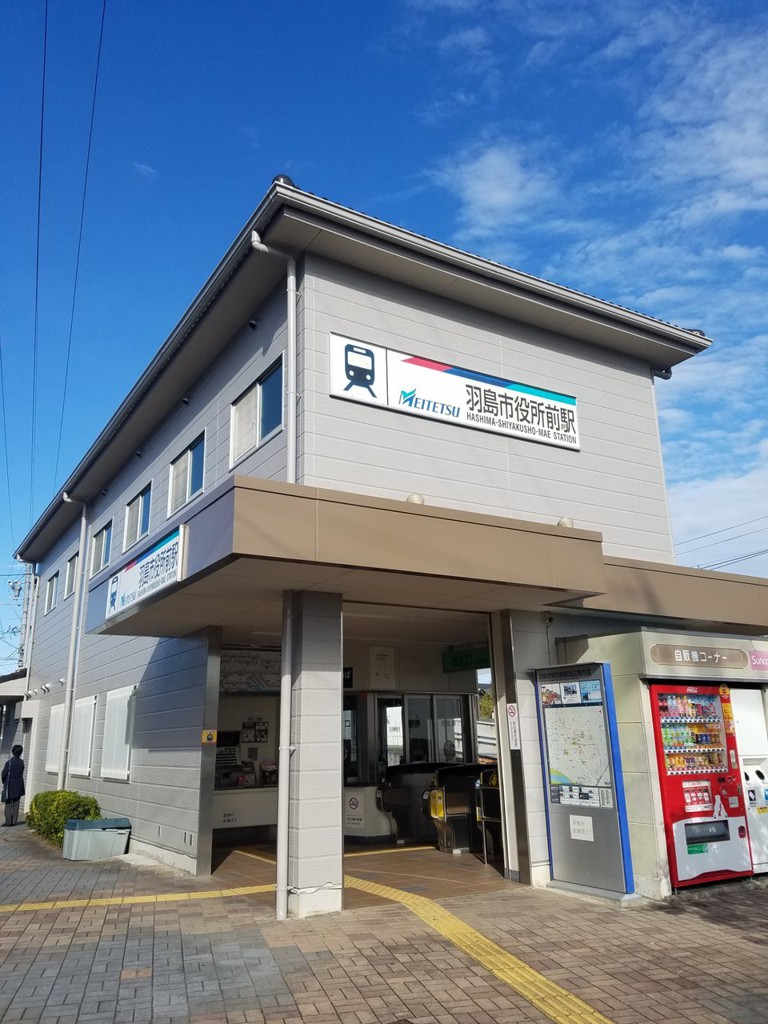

[2,745,25,827]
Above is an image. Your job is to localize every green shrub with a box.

[478,688,495,721]
[26,790,101,846]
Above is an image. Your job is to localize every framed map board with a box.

[535,663,633,895]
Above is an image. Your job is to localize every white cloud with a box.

[420,90,477,124]
[439,26,492,55]
[593,5,688,61]
[632,30,768,223]
[416,0,768,574]
[432,140,560,240]
[405,0,490,11]
[656,334,768,491]
[133,162,158,179]
[669,465,768,577]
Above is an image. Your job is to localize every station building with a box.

[6,177,768,917]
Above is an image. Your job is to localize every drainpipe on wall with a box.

[276,594,294,920]
[250,231,297,484]
[251,231,299,916]
[58,494,89,790]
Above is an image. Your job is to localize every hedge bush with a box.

[26,790,101,846]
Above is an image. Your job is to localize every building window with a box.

[90,521,112,576]
[124,484,151,550]
[69,696,96,777]
[169,435,204,513]
[64,553,78,598]
[45,704,65,773]
[101,685,136,781]
[231,359,283,464]
[44,572,59,614]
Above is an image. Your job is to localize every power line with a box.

[53,0,107,490]
[677,522,768,557]
[30,0,49,520]
[676,514,768,548]
[700,546,768,571]
[0,325,14,546]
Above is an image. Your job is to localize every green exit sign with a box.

[442,646,490,673]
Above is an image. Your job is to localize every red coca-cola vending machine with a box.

[650,683,753,887]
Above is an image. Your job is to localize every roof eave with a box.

[15,180,711,562]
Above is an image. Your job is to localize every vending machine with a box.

[650,684,753,887]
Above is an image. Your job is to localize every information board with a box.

[535,664,633,894]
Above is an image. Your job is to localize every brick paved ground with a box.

[0,824,767,1024]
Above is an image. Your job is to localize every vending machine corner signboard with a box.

[650,683,753,887]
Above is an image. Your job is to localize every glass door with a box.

[343,695,359,784]
[434,695,467,762]
[406,696,433,762]
[377,697,404,770]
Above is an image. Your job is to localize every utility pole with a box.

[1,567,26,671]
[17,564,33,668]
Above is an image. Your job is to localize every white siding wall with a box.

[299,255,675,563]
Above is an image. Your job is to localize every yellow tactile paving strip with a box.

[0,847,615,1024]
[345,874,615,1024]
[0,883,274,913]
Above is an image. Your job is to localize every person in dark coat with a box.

[2,745,25,826]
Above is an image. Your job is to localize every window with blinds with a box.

[230,358,284,465]
[45,705,66,774]
[101,685,136,781]
[124,484,152,550]
[69,696,96,777]
[169,435,205,514]
[90,521,112,576]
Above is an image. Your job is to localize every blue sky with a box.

[1,0,767,670]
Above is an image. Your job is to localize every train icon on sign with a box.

[344,344,376,398]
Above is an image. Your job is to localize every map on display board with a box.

[546,705,611,788]
[539,675,613,809]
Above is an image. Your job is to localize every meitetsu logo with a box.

[399,388,460,418]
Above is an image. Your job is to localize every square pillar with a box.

[287,591,343,917]
[489,610,532,884]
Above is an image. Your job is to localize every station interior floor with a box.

[210,839,511,910]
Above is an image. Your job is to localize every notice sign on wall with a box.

[329,334,579,450]
[506,703,521,750]
[220,649,281,693]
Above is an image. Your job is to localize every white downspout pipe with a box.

[251,231,297,483]
[251,231,298,916]
[58,494,89,790]
[276,594,293,919]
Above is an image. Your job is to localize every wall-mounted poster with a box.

[241,718,269,744]
[220,649,281,693]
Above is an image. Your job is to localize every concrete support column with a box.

[488,610,532,885]
[196,628,222,877]
[287,591,343,917]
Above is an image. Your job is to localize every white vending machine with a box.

[731,687,768,874]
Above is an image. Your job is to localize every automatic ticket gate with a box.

[377,764,441,843]
[378,762,501,854]
[475,766,503,865]
[428,764,490,854]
